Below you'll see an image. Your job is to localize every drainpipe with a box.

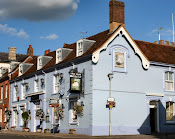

[108,73,113,136]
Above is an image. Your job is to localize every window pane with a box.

[169,72,173,81]
[166,82,174,91]
[165,72,169,80]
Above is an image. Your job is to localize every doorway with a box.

[149,101,159,133]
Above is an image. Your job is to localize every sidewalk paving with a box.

[1,130,175,139]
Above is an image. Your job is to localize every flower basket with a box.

[11,126,15,131]
[69,129,76,134]
[23,127,30,132]
[44,128,50,133]
[37,128,42,133]
[73,105,83,116]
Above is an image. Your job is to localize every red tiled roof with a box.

[135,40,175,65]
[11,26,175,80]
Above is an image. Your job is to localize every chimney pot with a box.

[159,40,164,45]
[27,45,33,57]
[165,41,169,45]
[45,49,50,55]
[154,41,158,44]
[171,42,175,46]
[109,0,125,32]
[8,47,16,61]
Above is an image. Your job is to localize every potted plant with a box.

[22,111,30,132]
[11,126,16,131]
[37,128,42,133]
[69,129,76,134]
[73,105,83,116]
[44,128,50,133]
[23,127,30,132]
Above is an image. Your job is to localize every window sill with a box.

[112,70,127,74]
[165,122,175,125]
[164,90,175,92]
[69,122,79,126]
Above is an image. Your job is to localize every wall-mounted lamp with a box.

[60,73,63,79]
[81,101,84,107]
[14,85,18,91]
[40,78,45,83]
[62,104,65,109]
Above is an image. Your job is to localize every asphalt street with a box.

[1,132,175,139]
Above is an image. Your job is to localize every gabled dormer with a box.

[19,63,33,76]
[76,39,96,57]
[56,48,72,64]
[37,56,53,70]
[0,67,8,77]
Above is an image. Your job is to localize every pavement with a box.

[1,130,175,139]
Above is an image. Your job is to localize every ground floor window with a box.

[69,98,78,124]
[19,106,25,126]
[166,101,174,121]
[0,108,2,122]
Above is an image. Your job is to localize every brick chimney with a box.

[109,0,125,32]
[45,49,50,55]
[8,47,16,61]
[159,40,164,45]
[27,45,33,57]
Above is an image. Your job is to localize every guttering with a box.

[10,54,92,83]
[150,61,175,68]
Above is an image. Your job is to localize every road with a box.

[1,132,175,139]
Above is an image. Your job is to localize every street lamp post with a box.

[108,73,113,136]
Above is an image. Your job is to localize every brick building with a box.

[0,45,33,129]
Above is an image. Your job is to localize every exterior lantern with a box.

[14,85,18,91]
[60,73,63,79]
[40,78,44,83]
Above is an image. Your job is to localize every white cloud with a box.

[40,34,58,40]
[0,0,80,21]
[0,24,29,39]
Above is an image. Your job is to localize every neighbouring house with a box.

[0,46,33,129]
[9,0,175,136]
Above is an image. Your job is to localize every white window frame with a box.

[0,108,2,122]
[35,79,39,92]
[21,84,25,100]
[14,86,18,102]
[166,101,174,122]
[54,75,59,94]
[112,47,127,73]
[76,40,83,57]
[0,86,3,100]
[56,49,62,64]
[20,107,25,126]
[5,84,8,99]
[69,99,78,125]
[165,72,174,91]
[4,107,7,122]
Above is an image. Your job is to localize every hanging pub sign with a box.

[70,78,82,92]
[69,69,82,93]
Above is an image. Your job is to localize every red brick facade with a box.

[0,79,10,129]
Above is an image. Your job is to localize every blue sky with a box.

[0,0,175,55]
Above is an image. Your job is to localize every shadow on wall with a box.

[138,100,175,137]
[50,124,60,133]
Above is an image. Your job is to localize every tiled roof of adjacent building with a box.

[0,52,28,62]
[135,40,175,65]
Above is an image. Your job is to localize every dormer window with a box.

[20,65,23,73]
[39,58,42,65]
[56,49,62,64]
[77,42,83,56]
[37,56,52,70]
